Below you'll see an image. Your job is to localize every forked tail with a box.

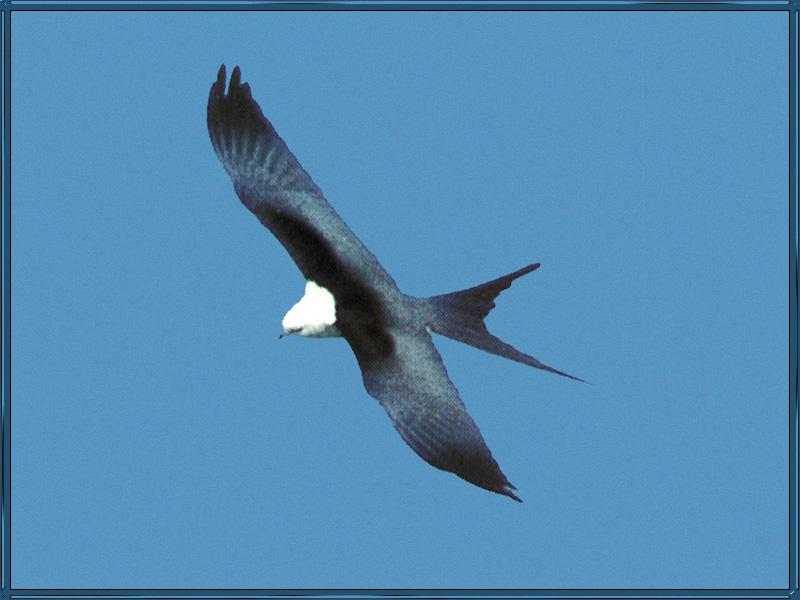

[425,263,584,382]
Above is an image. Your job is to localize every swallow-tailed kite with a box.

[207,65,581,502]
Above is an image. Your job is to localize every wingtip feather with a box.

[506,262,541,283]
[550,367,587,384]
[506,490,524,503]
[500,481,523,502]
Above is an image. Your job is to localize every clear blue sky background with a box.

[11,9,787,589]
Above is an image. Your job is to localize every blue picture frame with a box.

[1,1,794,598]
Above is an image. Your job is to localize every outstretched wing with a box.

[207,65,400,303]
[357,328,522,502]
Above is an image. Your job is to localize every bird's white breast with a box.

[282,280,340,337]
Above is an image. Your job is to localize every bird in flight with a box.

[207,65,581,502]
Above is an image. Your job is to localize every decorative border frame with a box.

[1,2,794,599]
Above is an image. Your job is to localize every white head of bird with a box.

[281,280,340,338]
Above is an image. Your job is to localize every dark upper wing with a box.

[357,328,522,502]
[207,65,400,301]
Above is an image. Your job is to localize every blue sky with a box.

[11,9,787,589]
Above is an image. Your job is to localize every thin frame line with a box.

[791,4,798,598]
[3,2,794,10]
[2,0,10,598]
[6,590,794,599]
